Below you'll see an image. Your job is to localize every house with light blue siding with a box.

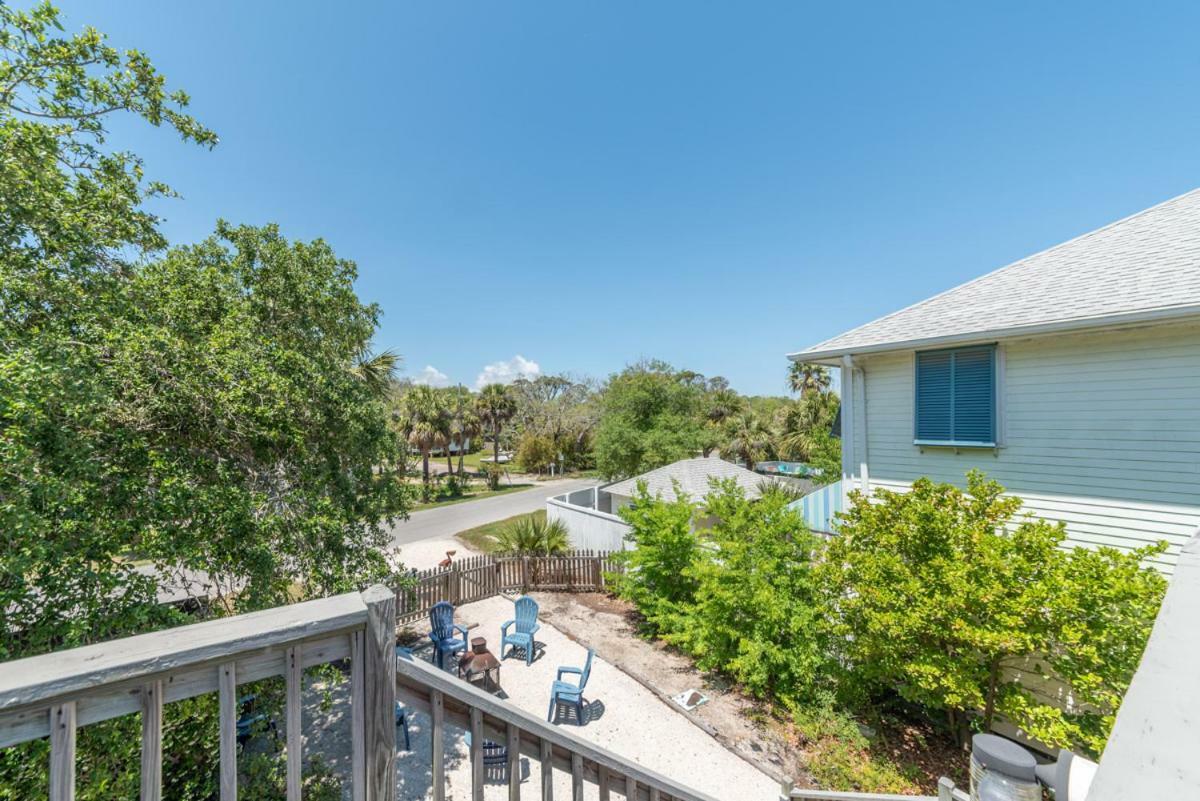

[789,189,1200,570]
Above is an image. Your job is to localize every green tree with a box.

[671,481,826,706]
[593,361,708,478]
[788,362,832,396]
[610,480,701,634]
[515,430,557,475]
[446,385,481,476]
[0,6,407,797]
[721,411,772,472]
[821,471,1166,753]
[400,385,448,491]
[476,382,517,466]
[776,389,841,476]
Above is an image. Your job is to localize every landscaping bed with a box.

[540,591,967,795]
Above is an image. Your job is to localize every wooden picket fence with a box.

[395,550,620,623]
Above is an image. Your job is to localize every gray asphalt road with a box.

[386,478,599,546]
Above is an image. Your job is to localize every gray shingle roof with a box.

[791,188,1200,360]
[604,457,763,502]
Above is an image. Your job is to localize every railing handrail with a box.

[0,591,368,713]
[395,649,726,801]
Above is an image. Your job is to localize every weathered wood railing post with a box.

[361,585,397,801]
[49,701,75,801]
[141,680,163,801]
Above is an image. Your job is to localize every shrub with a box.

[610,480,701,634]
[821,470,1166,754]
[495,515,570,556]
[516,432,558,474]
[480,462,506,490]
[669,480,826,706]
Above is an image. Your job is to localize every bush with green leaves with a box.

[0,4,406,796]
[515,431,558,474]
[821,471,1166,755]
[610,480,702,634]
[668,480,826,706]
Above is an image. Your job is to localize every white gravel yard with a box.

[385,594,782,801]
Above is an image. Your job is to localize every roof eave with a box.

[787,304,1200,362]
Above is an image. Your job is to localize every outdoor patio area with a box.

[306,593,781,800]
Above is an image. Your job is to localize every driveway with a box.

[386,478,599,547]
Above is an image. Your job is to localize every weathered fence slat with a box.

[396,551,621,623]
[49,701,75,801]
[218,662,237,801]
[140,681,162,801]
[286,645,302,801]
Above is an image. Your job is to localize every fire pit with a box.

[458,637,501,691]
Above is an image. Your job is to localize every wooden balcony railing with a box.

[0,584,727,801]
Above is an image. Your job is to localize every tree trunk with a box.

[422,452,430,485]
[446,448,454,475]
[457,440,465,476]
[493,426,500,465]
[983,658,1000,729]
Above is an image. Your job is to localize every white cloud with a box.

[412,365,450,388]
[474,355,541,389]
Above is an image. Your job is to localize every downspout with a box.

[841,355,855,506]
[840,354,869,503]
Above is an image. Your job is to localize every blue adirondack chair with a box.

[428,601,468,669]
[547,648,594,724]
[500,596,541,665]
[394,701,411,751]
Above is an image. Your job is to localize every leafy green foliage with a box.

[670,481,826,706]
[494,514,570,556]
[822,471,1166,754]
[593,361,710,479]
[476,382,517,465]
[610,480,702,633]
[0,5,404,796]
[515,430,558,474]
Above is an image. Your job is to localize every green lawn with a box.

[455,510,545,553]
[409,482,533,511]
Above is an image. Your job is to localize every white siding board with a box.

[856,322,1200,569]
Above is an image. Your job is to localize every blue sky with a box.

[64,1,1200,395]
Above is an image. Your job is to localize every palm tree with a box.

[788,362,831,397]
[495,514,570,556]
[776,391,839,462]
[446,386,481,476]
[705,387,744,425]
[723,411,772,473]
[475,383,517,467]
[350,348,401,398]
[401,385,448,489]
[702,387,744,457]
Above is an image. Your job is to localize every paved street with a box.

[386,477,599,546]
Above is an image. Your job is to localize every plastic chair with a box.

[500,596,541,665]
[428,601,468,669]
[547,648,594,724]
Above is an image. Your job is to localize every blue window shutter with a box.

[951,347,994,443]
[915,350,952,440]
[915,345,996,444]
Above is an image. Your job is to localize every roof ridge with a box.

[791,186,1200,358]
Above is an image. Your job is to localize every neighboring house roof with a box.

[604,457,764,502]
[790,188,1200,361]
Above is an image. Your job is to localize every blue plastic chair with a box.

[429,601,468,669]
[500,596,541,665]
[394,701,411,751]
[547,648,594,724]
